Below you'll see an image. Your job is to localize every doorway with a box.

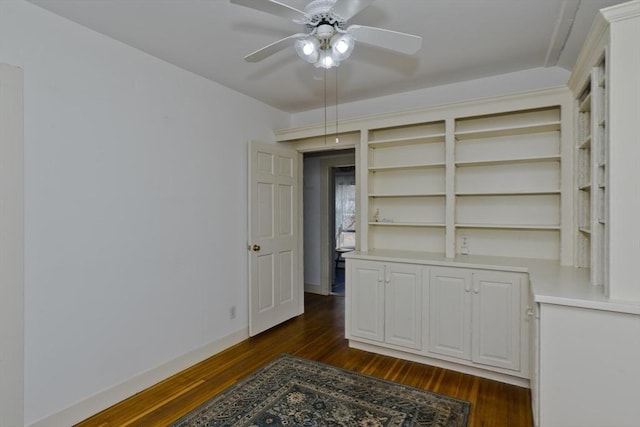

[302,149,356,296]
[331,165,356,295]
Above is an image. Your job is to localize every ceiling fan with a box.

[230,0,422,68]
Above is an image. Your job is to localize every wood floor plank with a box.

[75,293,533,427]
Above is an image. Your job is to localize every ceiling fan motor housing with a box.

[304,0,347,37]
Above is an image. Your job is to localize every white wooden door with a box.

[384,263,422,349]
[348,260,385,342]
[248,141,301,336]
[471,271,522,370]
[428,267,472,360]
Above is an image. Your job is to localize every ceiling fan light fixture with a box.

[295,37,320,63]
[330,33,354,61]
[315,50,337,69]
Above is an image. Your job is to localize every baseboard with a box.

[349,340,530,388]
[28,327,249,427]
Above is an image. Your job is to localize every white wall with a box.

[0,63,25,427]
[0,1,289,425]
[291,67,570,127]
[607,8,640,301]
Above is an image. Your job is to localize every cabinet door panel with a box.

[349,261,385,342]
[472,271,521,370]
[385,264,422,349]
[428,267,472,360]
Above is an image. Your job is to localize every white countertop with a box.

[344,250,640,315]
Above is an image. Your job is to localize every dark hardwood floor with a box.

[75,293,533,426]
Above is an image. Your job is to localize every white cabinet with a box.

[428,267,523,372]
[471,271,522,371]
[348,259,422,350]
[384,263,423,349]
[346,255,530,385]
[428,267,472,360]
[349,260,385,342]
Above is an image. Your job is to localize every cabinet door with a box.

[471,271,522,370]
[384,263,422,349]
[428,267,472,360]
[348,260,385,342]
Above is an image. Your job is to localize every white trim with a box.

[601,0,640,22]
[567,12,608,92]
[28,328,249,427]
[0,63,24,427]
[568,1,640,92]
[275,87,570,141]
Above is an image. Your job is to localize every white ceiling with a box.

[27,0,625,113]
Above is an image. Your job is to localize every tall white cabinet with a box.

[531,3,640,427]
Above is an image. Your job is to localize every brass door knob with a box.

[249,244,261,252]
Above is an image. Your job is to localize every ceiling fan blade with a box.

[244,33,307,62]
[331,0,376,20]
[230,0,308,22]
[347,25,422,55]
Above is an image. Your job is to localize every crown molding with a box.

[602,0,640,22]
[275,86,570,142]
[568,0,640,92]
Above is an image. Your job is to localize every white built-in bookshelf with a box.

[276,88,572,263]
[576,55,608,290]
[367,121,446,253]
[453,107,562,259]
[364,105,564,259]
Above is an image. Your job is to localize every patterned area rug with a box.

[172,354,470,426]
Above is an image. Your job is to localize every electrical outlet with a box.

[460,235,470,255]
[230,305,236,320]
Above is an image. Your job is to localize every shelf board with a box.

[456,223,561,230]
[369,192,446,198]
[579,227,592,234]
[579,93,592,112]
[579,135,591,148]
[455,155,560,167]
[369,162,445,172]
[369,221,445,228]
[456,190,561,197]
[369,133,445,148]
[455,121,561,140]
